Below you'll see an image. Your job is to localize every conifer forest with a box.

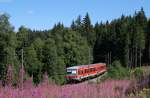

[0,8,150,98]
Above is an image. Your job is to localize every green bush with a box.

[133,67,144,81]
[108,60,130,79]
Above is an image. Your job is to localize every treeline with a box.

[0,8,150,84]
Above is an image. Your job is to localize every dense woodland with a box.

[0,8,150,84]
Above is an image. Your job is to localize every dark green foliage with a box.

[71,15,82,32]
[143,20,150,63]
[108,60,130,79]
[0,8,150,85]
[24,44,43,83]
[42,38,57,75]
[94,9,148,68]
[133,68,144,81]
[63,29,92,67]
[17,26,32,48]
[81,13,96,46]
[0,14,19,84]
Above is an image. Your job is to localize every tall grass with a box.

[0,79,133,98]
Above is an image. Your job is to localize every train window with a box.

[91,68,93,72]
[85,69,87,73]
[67,69,77,75]
[91,68,95,71]
[80,70,82,74]
[81,71,83,74]
[93,68,96,71]
[81,70,84,74]
[67,72,72,74]
[85,69,88,73]
[78,71,80,75]
[79,70,83,75]
[90,68,92,72]
[91,68,94,72]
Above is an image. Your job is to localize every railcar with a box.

[65,63,107,81]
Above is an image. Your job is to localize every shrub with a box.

[132,67,144,81]
[108,60,130,79]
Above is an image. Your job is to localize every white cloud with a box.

[0,0,12,3]
[27,10,34,14]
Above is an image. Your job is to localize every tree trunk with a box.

[130,48,133,68]
[127,48,129,68]
[149,43,150,63]
[110,52,111,65]
[139,48,142,67]
[135,46,138,67]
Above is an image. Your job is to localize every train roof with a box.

[67,63,106,70]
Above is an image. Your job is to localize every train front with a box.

[65,67,79,82]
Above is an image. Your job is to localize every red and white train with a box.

[65,63,107,81]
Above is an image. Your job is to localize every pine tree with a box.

[42,38,57,77]
[82,13,95,46]
[24,44,42,83]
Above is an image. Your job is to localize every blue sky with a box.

[0,0,150,31]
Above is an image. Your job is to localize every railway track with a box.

[81,72,108,84]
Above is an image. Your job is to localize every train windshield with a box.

[67,69,77,75]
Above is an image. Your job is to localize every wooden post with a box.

[21,48,24,90]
